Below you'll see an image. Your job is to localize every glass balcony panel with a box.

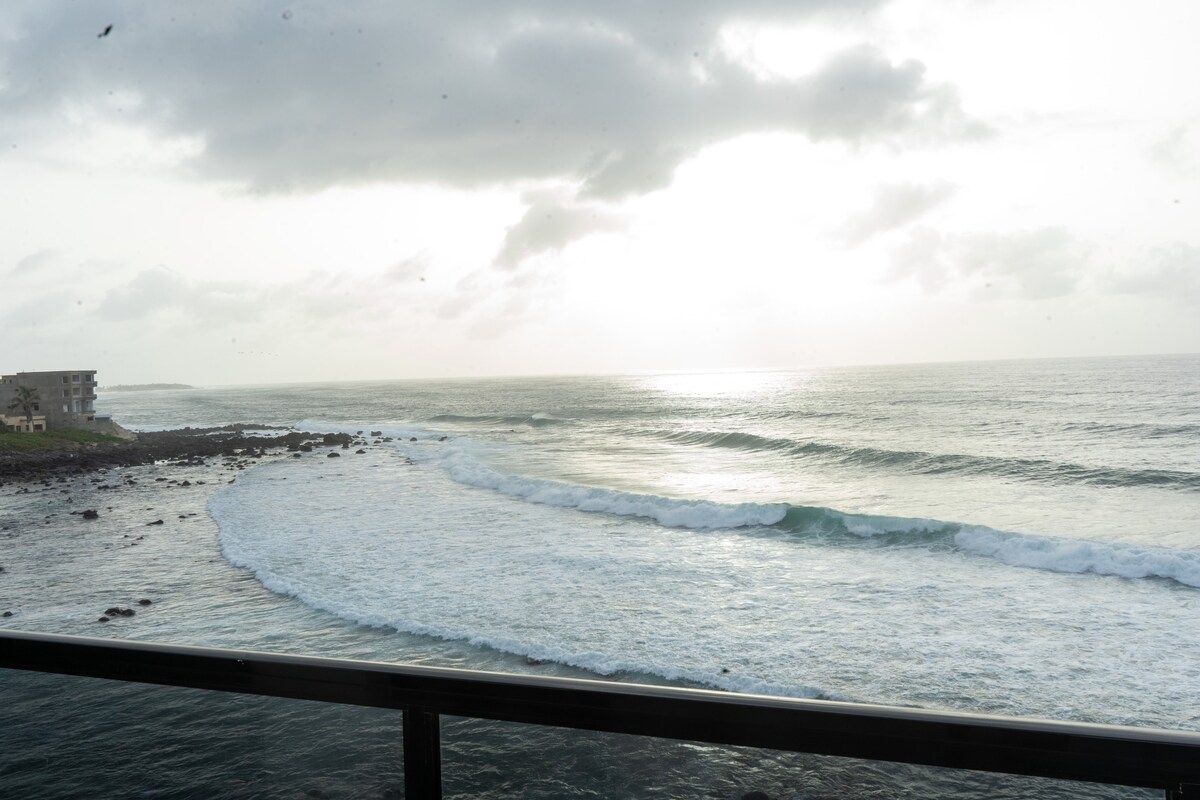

[0,668,405,800]
[440,716,1161,800]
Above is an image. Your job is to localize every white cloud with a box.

[887,227,1089,299]
[838,181,955,245]
[1108,243,1200,303]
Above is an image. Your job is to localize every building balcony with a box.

[2,630,1199,799]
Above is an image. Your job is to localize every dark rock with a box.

[2,610,12,617]
[293,453,302,458]
[341,442,350,449]
[370,431,382,437]
[138,598,152,606]
[82,509,100,519]
[147,519,164,526]
[409,437,417,442]
[355,449,366,454]
[180,480,192,487]
[327,452,340,458]
[299,444,313,452]
[98,616,109,623]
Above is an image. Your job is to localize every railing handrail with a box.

[3,629,1199,796]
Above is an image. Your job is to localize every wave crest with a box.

[657,429,1200,491]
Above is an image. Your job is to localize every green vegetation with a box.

[0,428,122,452]
[6,385,40,424]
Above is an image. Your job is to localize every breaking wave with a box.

[441,446,1200,588]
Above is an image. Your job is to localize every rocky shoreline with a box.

[0,425,362,484]
[0,423,388,629]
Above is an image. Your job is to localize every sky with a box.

[2,0,1198,385]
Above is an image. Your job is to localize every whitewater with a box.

[3,354,1198,798]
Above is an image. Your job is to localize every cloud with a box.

[384,254,429,284]
[9,249,63,276]
[838,181,955,245]
[494,189,623,268]
[1150,120,1200,177]
[1107,243,1200,302]
[94,267,262,323]
[2,2,983,201]
[887,227,1089,299]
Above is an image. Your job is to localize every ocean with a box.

[2,354,1197,799]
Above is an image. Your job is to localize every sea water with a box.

[2,354,1197,798]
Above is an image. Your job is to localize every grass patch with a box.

[0,428,122,452]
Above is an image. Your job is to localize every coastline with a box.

[0,425,370,635]
[0,425,358,484]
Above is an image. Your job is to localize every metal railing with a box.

[2,629,1199,798]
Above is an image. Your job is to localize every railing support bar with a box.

[403,707,442,800]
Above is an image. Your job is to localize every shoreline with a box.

[0,425,361,484]
[0,424,376,637]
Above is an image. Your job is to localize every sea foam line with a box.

[440,446,788,529]
[438,445,1200,588]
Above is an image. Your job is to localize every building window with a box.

[33,424,44,431]
[72,387,80,396]
[32,404,39,411]
[72,374,80,382]
[62,376,69,383]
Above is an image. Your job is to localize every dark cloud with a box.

[838,181,955,245]
[887,227,1088,299]
[495,189,623,268]
[2,1,984,201]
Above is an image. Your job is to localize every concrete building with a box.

[1,369,105,432]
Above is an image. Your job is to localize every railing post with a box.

[403,707,442,799]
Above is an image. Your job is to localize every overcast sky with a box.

[2,0,1197,385]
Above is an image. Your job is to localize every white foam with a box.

[954,528,1200,588]
[439,445,788,529]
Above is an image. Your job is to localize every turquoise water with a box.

[2,354,1196,797]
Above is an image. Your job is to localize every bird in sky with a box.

[98,24,113,38]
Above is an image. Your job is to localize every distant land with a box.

[102,383,195,392]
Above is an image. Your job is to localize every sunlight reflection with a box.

[641,370,806,399]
